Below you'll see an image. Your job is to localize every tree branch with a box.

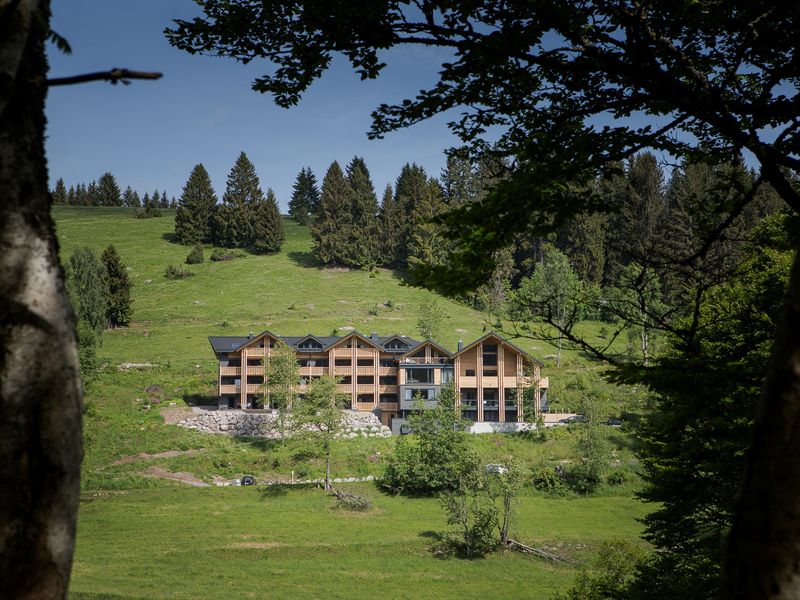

[47,68,162,87]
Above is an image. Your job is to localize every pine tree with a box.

[311,161,353,265]
[212,151,266,249]
[87,180,100,206]
[379,183,404,266]
[97,172,122,206]
[67,185,76,206]
[64,247,107,339]
[121,186,135,208]
[130,189,141,208]
[441,154,481,207]
[288,167,319,225]
[559,211,608,285]
[393,163,429,267]
[76,182,89,206]
[407,179,448,273]
[169,196,177,209]
[101,245,132,327]
[252,187,284,253]
[159,191,169,209]
[52,178,67,205]
[175,163,218,245]
[343,156,380,267]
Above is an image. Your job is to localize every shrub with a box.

[367,305,379,316]
[607,470,627,486]
[531,467,571,497]
[165,264,192,280]
[185,243,204,264]
[332,490,372,512]
[210,248,237,262]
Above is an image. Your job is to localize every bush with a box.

[210,248,237,262]
[135,205,161,219]
[165,264,192,280]
[185,243,204,264]
[531,467,571,497]
[331,490,372,512]
[607,470,627,486]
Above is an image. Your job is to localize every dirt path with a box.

[141,466,209,487]
[112,448,205,466]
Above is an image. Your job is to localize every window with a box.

[379,358,395,367]
[379,375,397,385]
[405,368,433,384]
[246,375,264,384]
[298,338,323,350]
[334,358,351,367]
[441,368,454,384]
[385,338,409,351]
[357,375,374,385]
[357,358,373,367]
[299,358,328,368]
[340,376,352,385]
[380,394,398,403]
[483,369,498,377]
[465,369,475,377]
[405,388,435,401]
[482,342,498,366]
[357,394,373,404]
[411,349,425,358]
[247,358,261,366]
[224,358,241,367]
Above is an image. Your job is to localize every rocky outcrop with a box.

[177,409,392,439]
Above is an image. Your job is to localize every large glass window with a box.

[482,343,498,366]
[357,375,374,384]
[298,338,323,350]
[405,368,433,384]
[334,358,352,367]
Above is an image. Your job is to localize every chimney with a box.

[371,331,378,341]
[249,331,254,338]
[457,339,463,352]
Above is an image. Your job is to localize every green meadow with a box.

[53,206,650,599]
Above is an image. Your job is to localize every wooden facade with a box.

[209,330,547,428]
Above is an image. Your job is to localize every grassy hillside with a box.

[54,206,515,367]
[52,207,650,599]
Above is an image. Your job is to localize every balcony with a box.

[356,384,375,395]
[219,366,241,376]
[355,402,375,411]
[398,357,450,365]
[459,376,477,387]
[332,366,352,375]
[219,384,238,394]
[356,366,376,375]
[299,366,325,377]
[399,397,439,411]
[378,366,396,375]
[378,385,398,394]
[539,377,549,389]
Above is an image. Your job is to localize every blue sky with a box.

[46,1,461,210]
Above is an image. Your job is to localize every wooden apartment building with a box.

[209,330,549,429]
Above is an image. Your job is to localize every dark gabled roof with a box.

[209,331,422,355]
[280,335,340,350]
[399,338,452,359]
[208,336,253,354]
[378,333,418,350]
[451,331,544,367]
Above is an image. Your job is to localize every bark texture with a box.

[723,247,800,599]
[0,1,84,598]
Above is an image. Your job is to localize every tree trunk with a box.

[325,445,331,491]
[0,2,83,599]
[722,247,800,598]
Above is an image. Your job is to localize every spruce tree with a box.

[212,151,264,249]
[175,163,218,245]
[251,187,284,253]
[288,167,318,225]
[65,247,107,339]
[159,191,169,209]
[407,179,447,273]
[67,185,76,206]
[130,189,141,208]
[169,196,177,209]
[87,180,100,206]
[311,161,352,265]
[76,182,89,206]
[379,184,403,266]
[52,178,67,205]
[101,244,132,327]
[121,186,135,207]
[97,172,122,206]
[393,163,429,267]
[343,156,380,267]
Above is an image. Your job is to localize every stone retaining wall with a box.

[178,409,392,439]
